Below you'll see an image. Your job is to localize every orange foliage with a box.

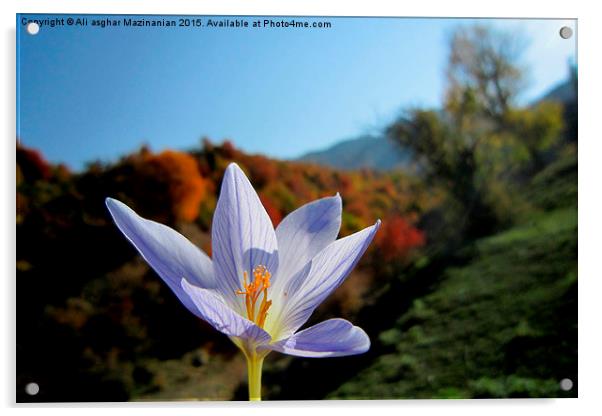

[346,198,372,220]
[337,174,354,195]
[375,215,425,261]
[143,150,206,222]
[55,164,72,181]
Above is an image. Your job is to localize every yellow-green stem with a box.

[246,354,264,401]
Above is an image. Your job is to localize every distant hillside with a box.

[540,78,577,105]
[297,76,576,172]
[297,135,411,171]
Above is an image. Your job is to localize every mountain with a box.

[296,135,411,171]
[298,76,577,172]
[540,78,577,106]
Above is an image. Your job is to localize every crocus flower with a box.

[105,163,380,400]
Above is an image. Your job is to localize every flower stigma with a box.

[236,265,272,328]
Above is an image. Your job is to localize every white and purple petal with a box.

[105,197,215,316]
[273,194,342,294]
[181,279,272,345]
[264,318,369,357]
[211,163,279,312]
[275,220,381,338]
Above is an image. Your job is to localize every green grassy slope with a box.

[330,206,577,399]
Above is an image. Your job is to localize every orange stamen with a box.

[235,265,272,328]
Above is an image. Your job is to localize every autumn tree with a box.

[389,25,564,238]
[144,150,207,222]
[445,25,527,126]
[444,25,564,169]
[375,215,425,262]
[100,148,207,223]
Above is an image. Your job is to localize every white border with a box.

[4,1,600,415]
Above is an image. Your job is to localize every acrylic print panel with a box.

[16,14,577,402]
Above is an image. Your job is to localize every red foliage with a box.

[285,173,313,201]
[16,144,52,181]
[375,215,426,261]
[243,155,279,187]
[259,193,283,226]
[220,140,238,159]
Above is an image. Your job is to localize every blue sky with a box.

[17,15,576,171]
